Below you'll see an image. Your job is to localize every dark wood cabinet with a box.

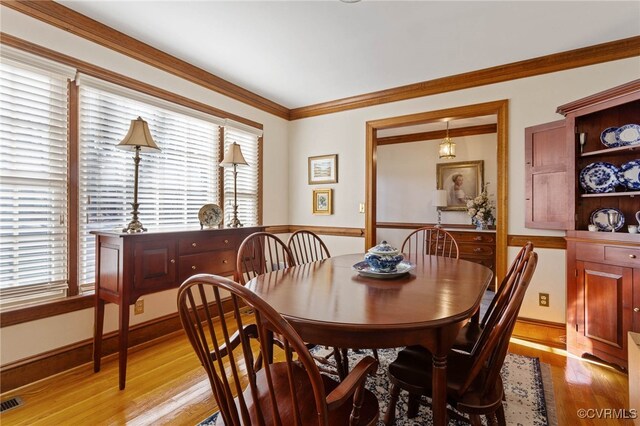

[567,234,639,368]
[92,226,263,389]
[446,229,496,290]
[526,80,640,368]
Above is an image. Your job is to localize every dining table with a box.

[246,253,493,426]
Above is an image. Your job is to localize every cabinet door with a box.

[524,120,573,229]
[133,239,177,294]
[575,261,633,363]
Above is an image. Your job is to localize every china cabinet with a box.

[525,79,640,368]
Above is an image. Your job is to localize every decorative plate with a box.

[198,204,223,228]
[617,159,640,190]
[600,127,619,147]
[352,260,415,280]
[579,162,619,193]
[590,208,625,232]
[615,124,640,146]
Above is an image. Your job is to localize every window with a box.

[0,49,74,308]
[223,124,261,227]
[78,80,222,287]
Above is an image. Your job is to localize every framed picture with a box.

[308,154,338,184]
[312,189,332,215]
[436,160,484,211]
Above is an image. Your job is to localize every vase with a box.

[473,218,491,230]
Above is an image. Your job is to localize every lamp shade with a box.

[220,142,248,167]
[433,189,448,207]
[116,117,160,152]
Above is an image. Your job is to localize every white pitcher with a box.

[636,210,640,226]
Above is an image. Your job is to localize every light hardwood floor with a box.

[0,331,632,425]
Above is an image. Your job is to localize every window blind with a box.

[0,57,70,307]
[79,85,220,286]
[223,127,260,227]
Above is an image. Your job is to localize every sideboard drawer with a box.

[458,244,494,258]
[575,242,605,262]
[179,234,238,255]
[449,232,495,244]
[604,245,640,268]
[178,250,236,282]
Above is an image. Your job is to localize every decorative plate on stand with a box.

[615,124,640,146]
[579,162,619,193]
[198,204,223,229]
[600,127,619,147]
[590,208,625,232]
[617,159,640,190]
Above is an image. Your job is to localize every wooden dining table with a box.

[246,253,493,426]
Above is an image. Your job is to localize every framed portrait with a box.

[308,154,338,184]
[312,189,332,215]
[436,160,484,211]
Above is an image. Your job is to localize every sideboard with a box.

[92,226,263,389]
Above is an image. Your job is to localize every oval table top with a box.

[246,253,493,346]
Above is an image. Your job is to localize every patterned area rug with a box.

[198,348,557,426]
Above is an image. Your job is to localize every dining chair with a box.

[383,250,538,426]
[287,229,331,265]
[236,232,295,285]
[401,226,459,260]
[453,241,534,354]
[178,274,380,426]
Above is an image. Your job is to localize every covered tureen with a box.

[364,240,404,272]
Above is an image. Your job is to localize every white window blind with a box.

[0,56,71,308]
[223,127,260,227]
[79,85,220,286]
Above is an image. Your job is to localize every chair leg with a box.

[407,393,420,418]
[487,412,498,426]
[383,383,400,426]
[496,402,507,426]
[372,348,379,360]
[333,347,347,381]
[469,414,483,426]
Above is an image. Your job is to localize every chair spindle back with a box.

[287,230,331,265]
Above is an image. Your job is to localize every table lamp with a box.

[116,117,161,233]
[219,142,248,227]
[433,189,447,227]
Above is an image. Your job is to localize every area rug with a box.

[198,348,557,425]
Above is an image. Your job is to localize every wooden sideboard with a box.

[445,229,497,290]
[92,226,263,389]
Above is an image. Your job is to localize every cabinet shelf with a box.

[580,144,639,157]
[581,191,640,198]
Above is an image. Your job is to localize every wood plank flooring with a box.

[0,331,632,425]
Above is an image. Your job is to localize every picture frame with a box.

[312,189,332,215]
[308,154,338,184]
[436,160,484,211]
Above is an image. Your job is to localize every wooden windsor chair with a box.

[178,274,380,425]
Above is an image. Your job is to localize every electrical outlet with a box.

[538,293,549,307]
[359,203,365,213]
[134,299,144,315]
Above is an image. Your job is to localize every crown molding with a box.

[290,36,640,120]
[3,1,639,121]
[1,0,290,119]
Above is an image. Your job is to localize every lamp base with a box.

[435,209,443,227]
[228,205,243,228]
[123,203,147,233]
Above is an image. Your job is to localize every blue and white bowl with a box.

[364,241,404,272]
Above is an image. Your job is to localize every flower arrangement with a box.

[466,183,495,228]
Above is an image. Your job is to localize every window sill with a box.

[0,294,94,327]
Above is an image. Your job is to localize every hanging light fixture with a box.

[438,121,456,159]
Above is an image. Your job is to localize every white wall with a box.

[288,57,640,325]
[0,8,290,364]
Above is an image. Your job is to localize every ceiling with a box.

[57,1,639,109]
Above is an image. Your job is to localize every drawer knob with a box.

[224,239,229,244]
[170,259,175,264]
[192,242,197,247]
[634,307,640,313]
[474,248,482,253]
[473,236,482,241]
[222,260,228,264]
[191,265,196,270]
[630,254,637,259]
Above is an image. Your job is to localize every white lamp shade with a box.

[220,142,249,167]
[116,117,160,152]
[433,189,448,207]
